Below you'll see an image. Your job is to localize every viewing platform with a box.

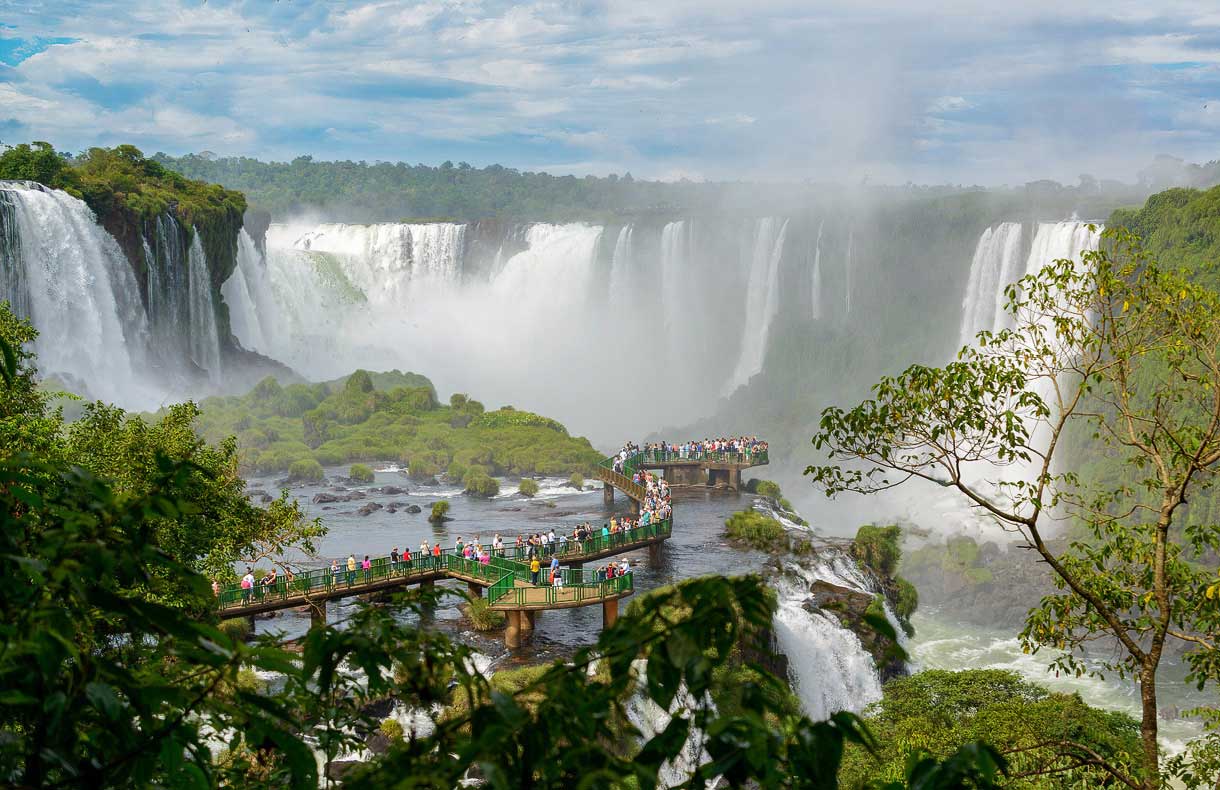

[216,517,670,646]
[596,448,768,500]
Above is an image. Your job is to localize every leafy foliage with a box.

[430,500,451,522]
[840,670,1143,788]
[517,477,540,497]
[348,463,375,483]
[853,525,902,578]
[193,370,603,478]
[809,227,1220,787]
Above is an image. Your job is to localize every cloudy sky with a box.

[2,0,1219,183]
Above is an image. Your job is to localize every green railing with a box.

[216,518,669,613]
[631,449,769,466]
[488,572,634,608]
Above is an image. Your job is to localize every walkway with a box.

[594,448,769,497]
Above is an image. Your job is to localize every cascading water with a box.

[724,218,789,394]
[844,227,854,316]
[957,222,1024,347]
[288,221,466,303]
[221,229,276,353]
[187,232,222,382]
[607,224,634,306]
[0,181,155,405]
[811,220,824,321]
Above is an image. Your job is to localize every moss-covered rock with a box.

[724,509,787,552]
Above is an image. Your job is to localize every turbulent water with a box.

[0,182,153,404]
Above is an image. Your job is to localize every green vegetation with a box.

[463,597,506,631]
[724,509,787,552]
[287,458,324,482]
[568,471,584,490]
[852,524,902,578]
[810,229,1220,786]
[348,463,375,483]
[0,144,248,301]
[839,670,1144,788]
[517,477,540,497]
[0,310,1009,787]
[378,718,404,743]
[192,368,603,478]
[462,469,500,498]
[429,500,450,522]
[750,478,783,499]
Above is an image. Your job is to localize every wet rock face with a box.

[804,579,906,683]
[357,502,384,517]
[406,504,422,514]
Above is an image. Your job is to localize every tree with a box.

[808,227,1220,787]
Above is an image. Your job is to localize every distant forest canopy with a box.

[146,149,1220,223]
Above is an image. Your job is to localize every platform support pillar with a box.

[505,610,521,649]
[604,482,614,504]
[467,581,482,598]
[603,598,619,629]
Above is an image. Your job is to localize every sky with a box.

[1,0,1220,184]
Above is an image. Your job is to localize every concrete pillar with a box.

[569,562,582,570]
[521,610,536,633]
[603,598,619,629]
[467,581,483,598]
[648,542,663,565]
[421,579,435,589]
[505,610,521,649]
[728,467,741,491]
[308,600,326,630]
[631,498,641,516]
[603,482,614,504]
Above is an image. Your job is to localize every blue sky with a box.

[1,0,1219,184]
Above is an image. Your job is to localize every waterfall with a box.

[844,228,854,316]
[145,213,189,354]
[287,222,465,305]
[607,224,633,306]
[811,220,824,320]
[724,218,789,395]
[957,222,1024,347]
[0,181,153,404]
[222,229,276,352]
[187,231,222,381]
[772,554,885,721]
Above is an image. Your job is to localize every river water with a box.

[243,466,764,668]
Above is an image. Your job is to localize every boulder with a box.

[377,485,408,495]
[357,502,384,517]
[406,504,422,514]
[312,492,348,504]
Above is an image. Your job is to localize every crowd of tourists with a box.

[225,454,678,605]
[611,437,767,472]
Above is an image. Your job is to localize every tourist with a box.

[549,555,559,583]
[261,567,277,588]
[241,567,255,604]
[212,579,220,597]
[362,555,371,580]
[346,554,357,586]
[620,558,631,575]
[402,546,412,569]
[530,556,541,585]
[432,541,442,569]
[455,536,464,555]
[331,559,341,586]
[391,546,400,571]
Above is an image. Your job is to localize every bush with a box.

[724,510,786,552]
[464,597,506,631]
[287,458,324,482]
[753,479,782,499]
[463,470,500,498]
[446,461,468,482]
[430,500,450,522]
[853,524,902,578]
[517,478,540,497]
[408,458,439,481]
[349,463,375,483]
[379,717,404,742]
[219,618,252,641]
[567,472,584,490]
